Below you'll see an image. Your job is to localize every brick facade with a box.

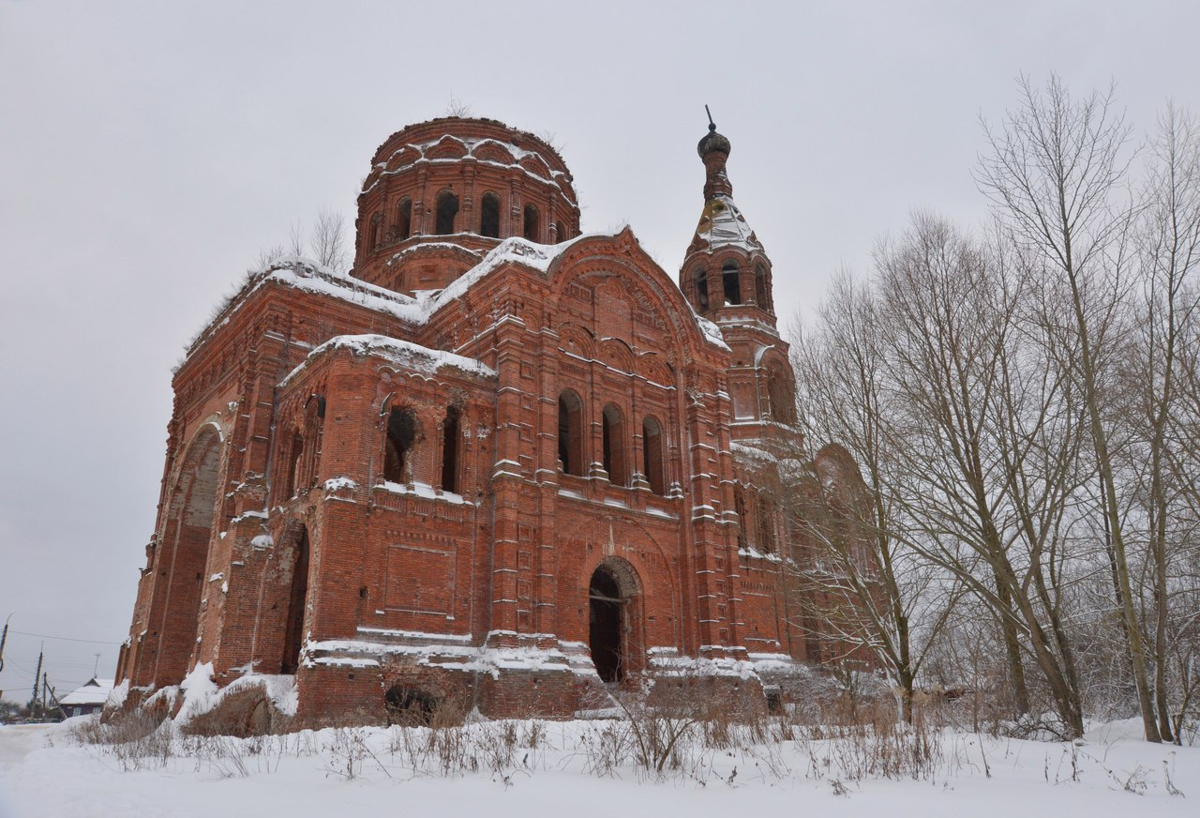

[115,116,869,724]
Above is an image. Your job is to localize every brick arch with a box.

[149,423,224,686]
[585,556,644,682]
[546,233,716,358]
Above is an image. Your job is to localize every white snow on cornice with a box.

[279,333,496,388]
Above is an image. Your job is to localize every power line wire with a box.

[9,629,120,646]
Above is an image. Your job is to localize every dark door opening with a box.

[280,527,310,674]
[589,566,624,683]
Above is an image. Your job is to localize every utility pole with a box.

[30,646,43,719]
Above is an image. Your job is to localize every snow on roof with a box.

[364,134,575,201]
[59,677,114,707]
[280,333,496,388]
[694,194,763,253]
[185,233,731,370]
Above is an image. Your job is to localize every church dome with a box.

[353,117,582,294]
[697,123,732,158]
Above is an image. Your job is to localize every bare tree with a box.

[789,275,960,723]
[975,74,1161,741]
[310,208,350,272]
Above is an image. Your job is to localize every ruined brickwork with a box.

[115,117,874,724]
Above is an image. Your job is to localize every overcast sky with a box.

[3,0,1199,703]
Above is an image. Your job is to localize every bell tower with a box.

[680,115,797,441]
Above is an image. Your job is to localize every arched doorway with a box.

[280,526,310,674]
[588,562,638,683]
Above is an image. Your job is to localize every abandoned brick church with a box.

[115,116,871,723]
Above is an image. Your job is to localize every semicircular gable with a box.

[473,140,517,165]
[426,136,469,161]
[636,353,673,386]
[519,154,551,179]
[547,234,719,359]
[385,146,421,172]
[597,338,635,373]
[556,323,596,359]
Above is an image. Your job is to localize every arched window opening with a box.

[298,396,325,490]
[441,405,460,494]
[368,213,383,248]
[555,222,569,243]
[734,485,748,549]
[602,404,627,486]
[283,430,304,498]
[558,390,584,476]
[384,408,417,483]
[642,416,665,495]
[723,261,742,305]
[755,263,770,310]
[589,565,625,683]
[523,204,540,242]
[694,268,709,310]
[436,190,459,235]
[757,497,776,554]
[480,192,501,238]
[396,197,412,240]
[766,366,797,425]
[280,526,310,674]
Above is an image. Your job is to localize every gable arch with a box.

[546,233,719,359]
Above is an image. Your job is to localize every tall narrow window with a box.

[766,366,797,425]
[602,404,627,486]
[284,429,304,499]
[280,526,310,674]
[480,192,501,238]
[384,408,417,483]
[755,263,769,309]
[397,197,412,240]
[722,261,741,305]
[757,497,776,554]
[441,405,460,493]
[694,268,709,310]
[556,222,569,243]
[436,191,459,234]
[642,415,665,495]
[558,390,584,476]
[368,212,383,248]
[523,204,540,241]
[734,486,748,548]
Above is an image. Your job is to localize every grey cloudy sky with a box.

[2,0,1198,702]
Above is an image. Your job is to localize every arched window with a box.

[757,496,776,554]
[384,407,417,483]
[280,526,309,674]
[368,212,383,248]
[602,404,627,486]
[523,204,540,241]
[555,222,568,243]
[641,415,665,495]
[440,405,460,493]
[283,429,304,499]
[766,365,797,425]
[755,263,770,310]
[694,267,709,310]
[734,485,748,549]
[436,190,459,235]
[298,395,325,491]
[558,390,584,476]
[722,260,741,305]
[480,192,501,238]
[396,197,412,240]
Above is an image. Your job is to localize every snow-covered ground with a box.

[0,717,1194,818]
